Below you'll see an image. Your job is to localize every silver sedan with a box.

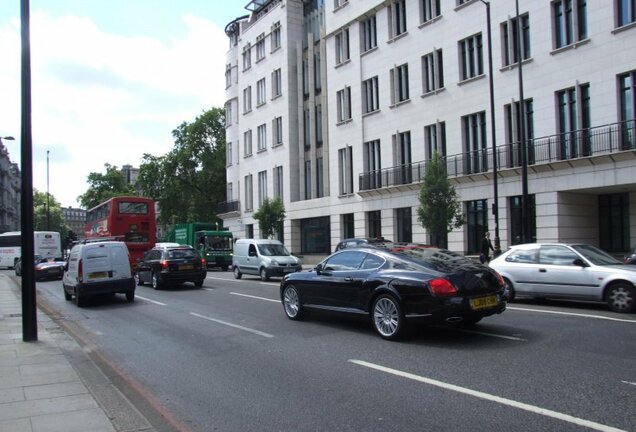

[489,243,636,313]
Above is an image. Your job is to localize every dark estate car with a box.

[334,237,394,252]
[15,255,65,281]
[280,247,507,340]
[136,245,207,289]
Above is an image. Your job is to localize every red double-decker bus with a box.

[84,196,156,267]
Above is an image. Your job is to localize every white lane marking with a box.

[136,295,166,306]
[230,292,279,303]
[206,276,242,283]
[203,288,214,291]
[454,328,527,341]
[508,306,636,323]
[350,360,627,432]
[190,312,274,338]
[622,381,636,386]
[260,282,279,286]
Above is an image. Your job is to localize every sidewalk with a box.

[0,274,156,432]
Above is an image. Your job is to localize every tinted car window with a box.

[360,253,385,270]
[323,251,366,271]
[539,245,578,266]
[505,247,539,264]
[167,249,198,259]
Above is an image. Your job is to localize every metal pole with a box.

[47,150,50,230]
[516,0,530,243]
[21,0,37,342]
[481,0,500,255]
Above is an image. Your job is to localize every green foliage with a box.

[77,163,136,209]
[417,152,465,243]
[33,189,69,239]
[252,198,286,239]
[137,107,226,224]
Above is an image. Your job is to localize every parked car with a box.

[15,255,65,281]
[489,243,636,313]
[136,244,207,289]
[280,246,507,340]
[334,237,394,252]
[233,239,302,281]
[624,245,636,265]
[63,241,135,307]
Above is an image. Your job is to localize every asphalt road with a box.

[19,270,636,432]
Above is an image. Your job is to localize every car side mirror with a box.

[315,263,323,274]
[573,258,588,267]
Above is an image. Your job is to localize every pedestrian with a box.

[480,231,495,264]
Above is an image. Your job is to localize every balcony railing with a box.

[359,120,635,192]
[216,199,240,215]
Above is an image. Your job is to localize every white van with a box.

[62,241,135,307]
[232,239,302,281]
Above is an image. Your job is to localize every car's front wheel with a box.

[606,282,635,313]
[233,266,242,279]
[260,268,269,281]
[135,272,144,286]
[372,294,405,341]
[503,277,515,302]
[282,284,304,320]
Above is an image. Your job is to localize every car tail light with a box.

[201,258,206,267]
[78,259,83,283]
[160,260,169,270]
[429,278,457,297]
[493,271,505,287]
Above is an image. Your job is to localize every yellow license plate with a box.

[88,271,108,279]
[179,264,194,270]
[470,295,499,311]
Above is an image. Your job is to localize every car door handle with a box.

[344,277,353,282]
[539,268,547,272]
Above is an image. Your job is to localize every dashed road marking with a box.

[136,295,166,306]
[508,306,636,323]
[230,292,279,303]
[190,312,274,338]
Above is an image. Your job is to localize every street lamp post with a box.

[480,0,500,255]
[47,150,50,230]
[515,0,530,243]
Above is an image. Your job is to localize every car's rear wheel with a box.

[233,266,242,279]
[152,273,161,290]
[194,278,204,287]
[126,291,135,302]
[135,272,144,286]
[372,294,405,340]
[75,289,85,308]
[503,277,515,302]
[605,282,635,313]
[260,268,269,281]
[282,284,304,320]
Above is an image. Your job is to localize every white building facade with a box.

[220,0,636,259]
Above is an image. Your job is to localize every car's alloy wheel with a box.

[503,278,515,302]
[260,268,269,281]
[152,273,161,290]
[372,295,404,340]
[233,266,242,279]
[282,285,303,320]
[606,283,635,313]
[135,272,144,286]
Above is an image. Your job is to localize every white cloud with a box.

[0,11,227,208]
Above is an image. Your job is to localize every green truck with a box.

[165,223,233,271]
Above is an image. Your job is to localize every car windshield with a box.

[258,244,290,256]
[571,245,623,265]
[167,249,198,259]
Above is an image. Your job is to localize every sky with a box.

[0,1,246,208]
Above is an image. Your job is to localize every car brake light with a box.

[78,259,83,283]
[429,278,457,297]
[493,271,505,287]
[160,260,169,270]
[201,258,206,267]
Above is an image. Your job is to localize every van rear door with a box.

[110,244,131,280]
[83,244,112,282]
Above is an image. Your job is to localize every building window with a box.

[466,199,488,255]
[304,160,312,199]
[388,0,408,39]
[272,116,283,147]
[271,21,281,51]
[618,70,636,150]
[302,58,309,96]
[226,142,233,167]
[395,207,412,243]
[243,130,253,157]
[504,99,534,167]
[303,109,311,148]
[301,217,331,254]
[226,183,233,201]
[272,68,282,98]
[256,78,266,106]
[361,15,377,52]
[502,13,531,66]
[363,139,382,190]
[338,146,353,195]
[462,111,488,174]
[556,83,591,159]
[242,43,251,70]
[273,166,283,200]
[509,195,537,245]
[316,157,324,198]
[315,104,323,145]
[341,213,355,239]
[258,170,267,207]
[393,131,412,184]
[334,0,349,10]
[244,174,253,212]
[553,0,587,49]
[424,121,446,159]
[390,63,410,105]
[617,0,636,26]
[337,87,352,123]
[256,33,266,61]
[225,101,233,127]
[362,76,379,114]
[243,86,252,113]
[367,210,382,238]
[422,48,444,94]
[459,33,483,81]
[335,28,350,65]
[246,224,254,239]
[599,193,630,252]
[257,124,267,152]
[314,50,322,91]
[421,0,441,24]
[225,64,232,88]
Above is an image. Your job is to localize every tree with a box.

[33,189,69,239]
[253,198,286,239]
[137,107,226,224]
[417,152,464,248]
[77,163,136,209]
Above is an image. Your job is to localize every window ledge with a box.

[550,38,590,55]
[257,148,267,154]
[270,46,281,54]
[336,118,353,126]
[499,57,533,72]
[255,56,265,64]
[243,108,252,115]
[256,102,266,108]
[389,99,411,109]
[338,192,355,198]
[333,1,349,13]
[419,15,442,29]
[612,21,636,34]
[271,93,282,101]
[362,109,381,118]
[243,153,253,159]
[421,87,446,98]
[243,65,251,72]
[272,142,283,149]
[335,59,351,69]
[388,31,408,44]
[361,46,378,58]
[457,73,485,86]
[454,0,479,12]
